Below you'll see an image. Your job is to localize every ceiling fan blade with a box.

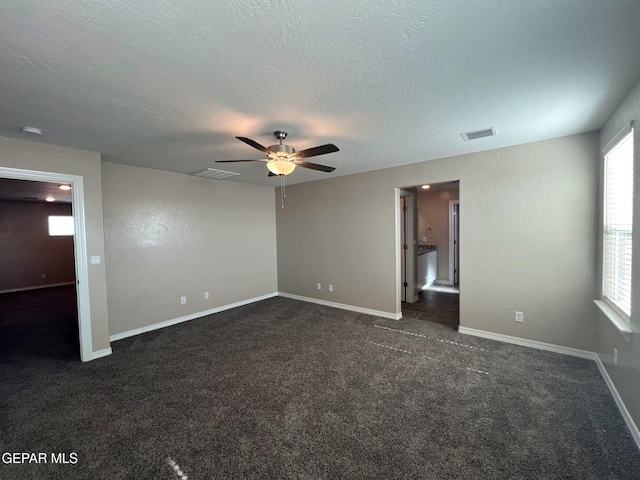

[215,159,268,163]
[236,137,272,154]
[268,171,277,177]
[294,143,339,159]
[295,160,336,172]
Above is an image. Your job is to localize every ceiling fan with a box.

[216,130,338,176]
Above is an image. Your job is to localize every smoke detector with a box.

[20,126,43,136]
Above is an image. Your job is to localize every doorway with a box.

[0,167,93,361]
[400,181,460,329]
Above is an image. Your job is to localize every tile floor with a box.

[402,284,459,329]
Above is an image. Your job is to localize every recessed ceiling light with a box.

[20,126,43,136]
[59,184,71,191]
[45,196,55,202]
[421,185,431,189]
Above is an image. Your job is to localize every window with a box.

[602,127,634,320]
[48,215,74,236]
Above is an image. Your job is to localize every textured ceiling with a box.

[1,0,639,187]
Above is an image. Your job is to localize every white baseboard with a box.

[110,292,279,342]
[0,282,75,294]
[91,347,112,360]
[278,292,402,320]
[458,326,596,359]
[595,354,640,452]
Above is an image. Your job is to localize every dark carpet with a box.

[0,285,79,361]
[1,294,640,479]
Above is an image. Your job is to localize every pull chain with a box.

[280,174,286,209]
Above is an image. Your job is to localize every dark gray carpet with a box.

[1,296,640,479]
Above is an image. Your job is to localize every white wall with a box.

[101,162,278,336]
[277,133,599,351]
[596,79,640,429]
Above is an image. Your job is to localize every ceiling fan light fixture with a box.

[267,160,296,176]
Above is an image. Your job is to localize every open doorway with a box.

[0,167,93,361]
[398,181,460,329]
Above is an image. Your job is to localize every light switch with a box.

[90,255,101,265]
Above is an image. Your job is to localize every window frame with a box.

[598,122,634,334]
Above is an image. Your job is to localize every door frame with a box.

[396,188,416,314]
[0,166,93,361]
[448,200,460,286]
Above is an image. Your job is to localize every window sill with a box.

[594,300,633,342]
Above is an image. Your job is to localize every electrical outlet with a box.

[515,311,524,323]
[317,283,321,290]
[329,284,334,292]
[614,348,618,366]
[204,292,209,300]
[422,236,427,242]
[180,296,187,305]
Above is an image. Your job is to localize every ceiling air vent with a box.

[460,126,497,141]
[190,168,240,180]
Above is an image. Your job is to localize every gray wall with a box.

[597,79,640,429]
[0,136,110,352]
[277,133,599,351]
[0,200,75,291]
[101,162,278,336]
[417,187,459,281]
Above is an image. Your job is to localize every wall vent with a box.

[190,168,240,180]
[460,126,497,141]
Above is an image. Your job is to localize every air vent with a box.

[460,126,497,141]
[190,168,240,180]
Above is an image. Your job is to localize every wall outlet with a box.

[317,283,321,290]
[329,284,334,292]
[515,311,524,323]
[614,348,618,366]
[41,273,46,278]
[180,296,187,305]
[422,236,427,242]
[204,291,209,300]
